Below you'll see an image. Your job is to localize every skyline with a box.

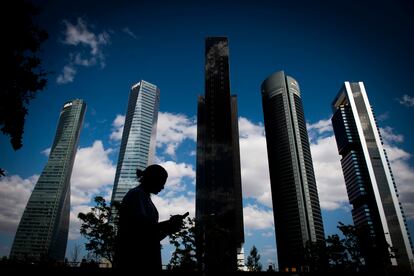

[1,0,414,269]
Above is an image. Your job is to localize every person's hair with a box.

[136,164,168,180]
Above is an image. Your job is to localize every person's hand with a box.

[169,214,185,233]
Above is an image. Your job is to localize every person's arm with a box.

[158,213,188,240]
[158,220,172,240]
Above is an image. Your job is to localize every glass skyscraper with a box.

[111,80,160,206]
[196,37,244,272]
[261,71,325,272]
[331,82,414,271]
[10,99,86,262]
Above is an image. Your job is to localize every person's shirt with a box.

[120,185,159,228]
[117,185,162,270]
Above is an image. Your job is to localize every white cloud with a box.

[261,231,274,237]
[70,140,115,206]
[41,147,51,157]
[122,27,137,39]
[310,135,349,210]
[390,158,414,219]
[307,119,333,134]
[112,114,125,128]
[69,204,91,240]
[68,140,116,239]
[243,204,274,230]
[397,94,414,107]
[152,195,195,223]
[72,53,97,67]
[56,65,77,84]
[110,112,197,157]
[62,17,110,56]
[156,112,197,157]
[307,118,333,143]
[378,127,414,220]
[384,143,411,162]
[0,175,38,234]
[57,17,110,84]
[377,112,390,121]
[109,114,125,141]
[380,126,404,143]
[158,160,195,194]
[306,118,350,210]
[238,117,264,138]
[238,117,272,207]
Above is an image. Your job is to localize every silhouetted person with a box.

[115,164,187,272]
[267,264,275,272]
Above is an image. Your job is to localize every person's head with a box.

[136,164,168,194]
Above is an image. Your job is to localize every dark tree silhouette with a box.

[167,216,197,271]
[246,245,262,272]
[326,234,349,269]
[304,239,328,272]
[325,222,364,272]
[337,222,364,269]
[0,0,48,151]
[78,196,119,265]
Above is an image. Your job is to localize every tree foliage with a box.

[0,0,48,150]
[326,222,364,271]
[304,240,328,272]
[167,217,197,271]
[337,222,364,267]
[246,245,262,272]
[77,196,119,265]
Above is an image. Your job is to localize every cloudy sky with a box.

[1,0,414,268]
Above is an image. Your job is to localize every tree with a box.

[304,240,328,272]
[325,222,364,272]
[337,222,363,269]
[0,0,48,151]
[167,217,197,271]
[246,245,262,272]
[78,196,119,265]
[326,234,348,269]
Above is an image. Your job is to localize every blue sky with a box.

[1,0,414,269]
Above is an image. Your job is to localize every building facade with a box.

[261,71,325,272]
[196,37,244,272]
[331,82,414,271]
[10,99,86,262]
[111,80,160,206]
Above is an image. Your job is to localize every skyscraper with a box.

[196,37,244,272]
[111,80,160,207]
[331,82,414,271]
[261,71,325,272]
[10,99,86,262]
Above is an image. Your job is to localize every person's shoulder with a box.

[132,185,145,194]
[124,185,145,200]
